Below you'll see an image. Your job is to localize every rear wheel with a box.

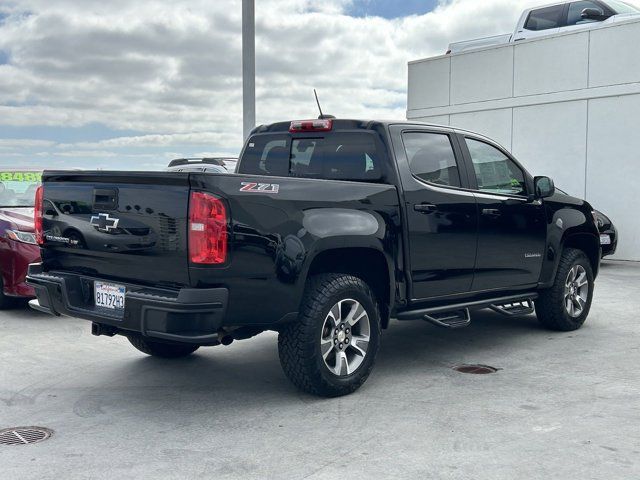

[128,335,199,358]
[536,248,594,331]
[278,274,381,397]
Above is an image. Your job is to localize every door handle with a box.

[482,208,502,217]
[414,203,437,214]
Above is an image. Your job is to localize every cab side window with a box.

[567,1,605,25]
[465,138,527,197]
[402,132,462,188]
[524,5,565,31]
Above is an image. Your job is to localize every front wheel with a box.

[536,248,594,331]
[278,274,381,397]
[128,335,200,358]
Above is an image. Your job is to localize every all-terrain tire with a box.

[128,335,200,358]
[278,274,382,397]
[536,248,594,331]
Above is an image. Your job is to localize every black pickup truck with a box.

[28,118,600,397]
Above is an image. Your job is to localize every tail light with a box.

[289,119,333,133]
[34,185,44,245]
[189,191,228,264]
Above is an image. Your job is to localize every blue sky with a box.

[0,123,144,144]
[348,0,439,18]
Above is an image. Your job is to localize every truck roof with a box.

[505,0,629,14]
[251,118,502,147]
[253,118,478,132]
[252,119,384,134]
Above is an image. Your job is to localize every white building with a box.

[407,18,640,261]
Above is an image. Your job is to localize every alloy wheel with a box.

[320,299,371,376]
[564,264,589,318]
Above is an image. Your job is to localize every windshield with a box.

[0,171,42,207]
[607,0,640,13]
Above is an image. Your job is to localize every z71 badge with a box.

[240,182,280,194]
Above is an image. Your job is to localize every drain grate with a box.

[453,364,499,374]
[0,427,53,446]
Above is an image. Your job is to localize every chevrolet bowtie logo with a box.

[90,213,120,232]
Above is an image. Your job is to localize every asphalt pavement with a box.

[1,260,639,479]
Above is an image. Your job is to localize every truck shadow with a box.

[82,309,554,412]
[378,310,544,370]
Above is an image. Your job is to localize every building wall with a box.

[407,19,640,261]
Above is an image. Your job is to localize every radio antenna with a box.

[314,89,324,118]
[313,89,335,120]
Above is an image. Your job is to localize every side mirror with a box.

[534,176,555,199]
[581,8,608,20]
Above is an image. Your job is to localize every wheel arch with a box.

[304,247,394,329]
[562,232,600,278]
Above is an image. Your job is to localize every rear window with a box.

[524,5,565,31]
[238,132,384,182]
[402,132,462,187]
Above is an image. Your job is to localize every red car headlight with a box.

[5,230,37,245]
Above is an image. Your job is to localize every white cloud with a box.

[53,150,118,157]
[0,138,56,148]
[58,132,236,149]
[2,0,636,167]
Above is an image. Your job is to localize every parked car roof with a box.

[166,157,238,173]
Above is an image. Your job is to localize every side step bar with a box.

[489,299,535,317]
[397,293,538,329]
[424,309,471,329]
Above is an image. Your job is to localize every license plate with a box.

[94,282,126,311]
[600,234,611,245]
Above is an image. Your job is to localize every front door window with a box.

[465,138,527,197]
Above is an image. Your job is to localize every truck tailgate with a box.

[40,171,191,287]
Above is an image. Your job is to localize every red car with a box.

[0,170,41,308]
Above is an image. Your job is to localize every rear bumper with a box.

[26,264,228,344]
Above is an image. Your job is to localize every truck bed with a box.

[35,170,400,327]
